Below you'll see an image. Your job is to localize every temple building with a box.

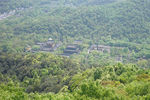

[89,45,111,53]
[36,38,56,52]
[62,44,80,56]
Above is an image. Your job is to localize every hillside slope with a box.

[0,0,150,43]
[0,54,150,100]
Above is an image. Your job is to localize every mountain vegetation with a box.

[0,0,150,99]
[0,52,150,99]
[0,0,150,62]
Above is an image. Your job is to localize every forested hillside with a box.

[0,0,32,13]
[0,53,150,99]
[1,0,150,42]
[0,0,150,99]
[0,52,83,93]
[0,0,150,59]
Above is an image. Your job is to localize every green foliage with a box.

[0,52,80,93]
[1,0,150,99]
[94,69,102,80]
[79,82,120,99]
[0,53,150,99]
[0,0,31,13]
[126,82,150,97]
[0,0,150,64]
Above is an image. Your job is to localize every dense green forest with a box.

[0,0,150,99]
[0,0,32,13]
[0,52,150,99]
[0,0,150,63]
